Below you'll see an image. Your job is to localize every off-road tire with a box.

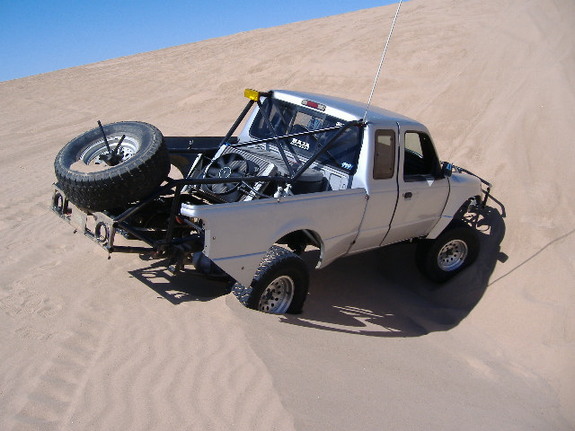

[417,220,479,283]
[232,246,309,314]
[54,121,170,211]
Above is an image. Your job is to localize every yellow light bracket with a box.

[244,88,261,102]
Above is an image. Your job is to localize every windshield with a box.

[249,98,362,173]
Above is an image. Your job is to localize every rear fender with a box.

[181,188,366,286]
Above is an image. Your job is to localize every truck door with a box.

[348,129,399,253]
[382,130,449,246]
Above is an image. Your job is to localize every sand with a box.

[1,0,574,429]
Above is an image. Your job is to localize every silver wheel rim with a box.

[258,275,295,314]
[80,134,140,166]
[437,239,468,271]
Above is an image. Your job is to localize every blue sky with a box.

[0,0,398,82]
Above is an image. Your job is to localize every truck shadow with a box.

[129,202,506,338]
[280,203,506,337]
[129,260,232,305]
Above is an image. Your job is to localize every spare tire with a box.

[54,121,170,211]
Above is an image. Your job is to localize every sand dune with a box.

[1,0,574,429]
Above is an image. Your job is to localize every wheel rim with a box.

[258,275,295,314]
[79,134,141,166]
[437,239,468,272]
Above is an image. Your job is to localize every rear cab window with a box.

[249,98,362,173]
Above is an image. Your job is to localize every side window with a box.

[403,132,441,180]
[373,130,395,179]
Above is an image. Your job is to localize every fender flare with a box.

[426,196,477,239]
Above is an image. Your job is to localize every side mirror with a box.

[441,161,453,178]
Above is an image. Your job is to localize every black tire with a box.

[54,121,170,211]
[232,246,309,314]
[417,220,479,283]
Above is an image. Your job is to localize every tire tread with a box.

[232,246,309,314]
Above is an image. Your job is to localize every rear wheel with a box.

[417,220,479,283]
[232,246,309,314]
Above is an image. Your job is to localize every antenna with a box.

[363,0,403,122]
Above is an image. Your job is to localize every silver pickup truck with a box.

[52,89,491,314]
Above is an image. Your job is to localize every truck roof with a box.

[272,90,423,129]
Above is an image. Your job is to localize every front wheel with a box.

[232,246,309,314]
[417,220,479,283]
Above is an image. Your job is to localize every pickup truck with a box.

[52,89,491,314]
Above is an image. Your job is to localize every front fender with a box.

[426,173,481,239]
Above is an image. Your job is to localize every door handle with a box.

[403,192,413,199]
